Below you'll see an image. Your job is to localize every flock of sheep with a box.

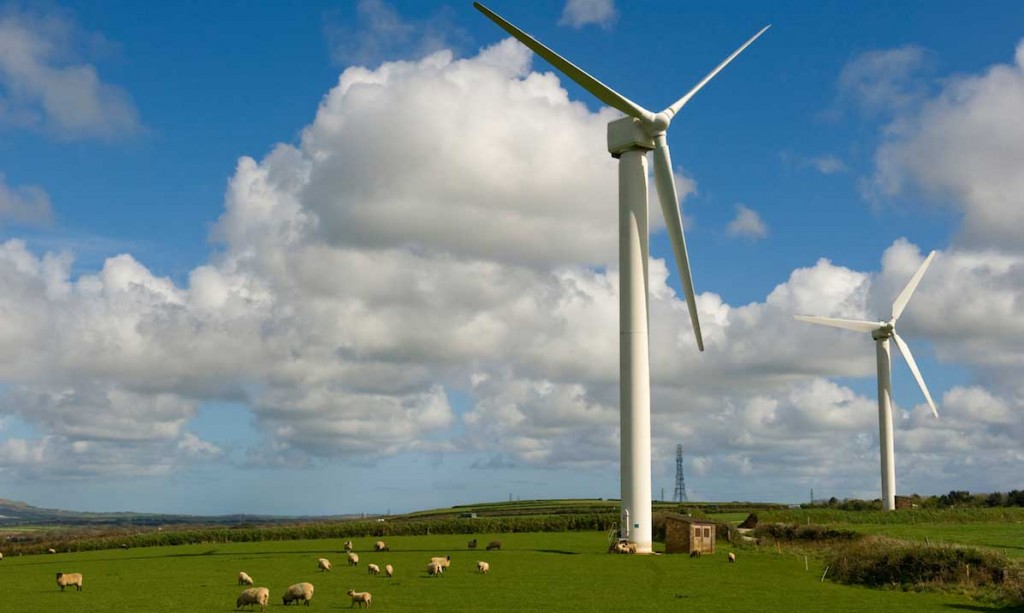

[232,538,497,611]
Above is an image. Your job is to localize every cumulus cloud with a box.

[836,45,931,116]
[725,204,768,240]
[0,173,52,224]
[873,40,1024,249]
[325,0,469,67]
[559,0,618,30]
[0,9,140,139]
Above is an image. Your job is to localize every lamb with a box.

[0,552,4,560]
[347,589,372,608]
[344,540,354,552]
[56,572,83,591]
[430,555,451,569]
[384,564,393,578]
[236,587,269,611]
[468,538,477,549]
[427,561,444,577]
[485,540,501,551]
[373,540,389,552]
[367,563,380,576]
[282,582,314,606]
[47,548,57,554]
[477,560,490,574]
[238,571,254,586]
[728,552,737,563]
[318,557,332,572]
[348,552,360,566]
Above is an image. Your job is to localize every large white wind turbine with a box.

[475,3,769,552]
[795,251,940,511]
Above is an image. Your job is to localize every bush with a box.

[754,523,861,543]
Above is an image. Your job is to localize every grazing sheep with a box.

[485,540,502,551]
[384,564,393,578]
[56,572,83,591]
[282,582,314,606]
[238,571,254,586]
[318,557,332,572]
[347,589,372,608]
[609,540,637,554]
[430,555,451,569]
[47,548,57,554]
[120,543,129,550]
[236,587,269,611]
[348,552,360,566]
[468,538,477,549]
[0,552,3,560]
[427,561,443,577]
[344,541,354,552]
[728,552,737,563]
[367,563,380,576]
[477,560,490,574]
[374,540,389,552]
[689,550,701,559]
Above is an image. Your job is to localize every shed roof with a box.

[665,513,716,525]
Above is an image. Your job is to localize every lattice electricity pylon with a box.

[673,444,689,503]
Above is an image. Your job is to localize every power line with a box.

[673,444,688,503]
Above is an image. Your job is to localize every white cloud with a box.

[0,9,140,139]
[0,173,52,224]
[837,45,930,116]
[559,0,618,30]
[325,0,468,67]
[725,204,768,240]
[808,154,847,175]
[873,40,1024,249]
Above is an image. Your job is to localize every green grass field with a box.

[1,531,1019,612]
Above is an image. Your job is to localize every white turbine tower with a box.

[475,3,769,552]
[795,251,940,511]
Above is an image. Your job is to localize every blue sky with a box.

[0,0,1022,515]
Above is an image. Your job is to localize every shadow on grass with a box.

[536,549,579,555]
[944,605,1024,612]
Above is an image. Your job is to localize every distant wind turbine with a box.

[475,2,769,551]
[795,251,940,511]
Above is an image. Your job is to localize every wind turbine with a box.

[474,2,769,552]
[795,251,940,511]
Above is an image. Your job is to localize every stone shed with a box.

[664,514,716,555]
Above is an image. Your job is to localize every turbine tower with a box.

[674,444,688,503]
[475,3,769,551]
[795,251,940,511]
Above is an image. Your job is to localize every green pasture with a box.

[0,531,1016,612]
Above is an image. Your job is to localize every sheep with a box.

[609,540,637,554]
[236,587,269,611]
[347,589,372,608]
[318,557,333,572]
[282,582,314,606]
[344,540,354,552]
[468,538,478,549]
[47,548,57,554]
[728,552,737,563]
[373,540,389,552]
[427,561,443,577]
[238,571,254,586]
[430,555,451,569]
[120,543,129,550]
[56,572,83,591]
[384,564,393,578]
[485,540,502,551]
[477,560,490,574]
[367,563,380,576]
[0,552,3,560]
[347,552,360,566]
[689,550,701,559]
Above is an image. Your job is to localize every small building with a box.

[664,514,716,555]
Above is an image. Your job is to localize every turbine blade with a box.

[652,137,703,351]
[892,332,939,418]
[793,315,880,333]
[664,25,771,118]
[474,3,653,122]
[892,250,937,321]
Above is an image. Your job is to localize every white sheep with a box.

[347,589,372,608]
[429,555,451,569]
[47,548,56,554]
[318,557,332,572]
[374,540,389,551]
[427,561,443,577]
[728,552,737,563]
[56,572,83,591]
[347,552,359,566]
[477,560,490,574]
[236,586,269,611]
[384,564,393,578]
[0,552,4,561]
[344,540,354,552]
[238,571,254,586]
[367,563,380,576]
[282,582,314,606]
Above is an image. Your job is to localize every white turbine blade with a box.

[474,3,654,123]
[892,332,939,418]
[892,250,937,321]
[793,315,880,333]
[652,137,703,351]
[664,25,771,118]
